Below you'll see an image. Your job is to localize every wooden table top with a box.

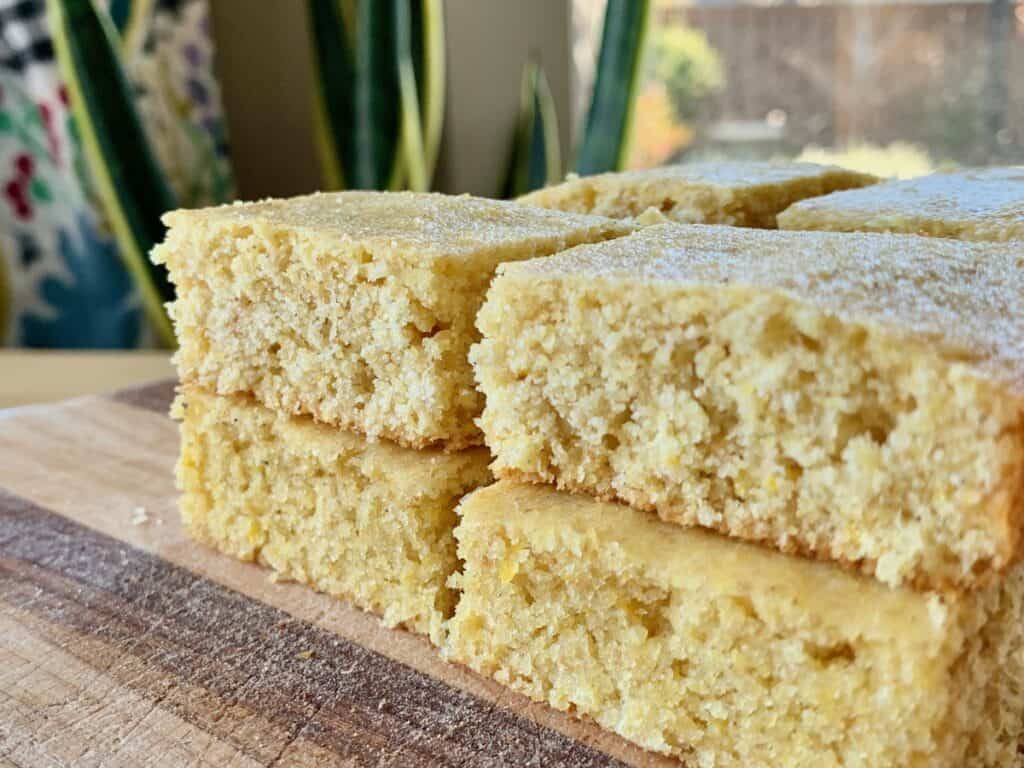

[0,381,668,767]
[0,351,174,410]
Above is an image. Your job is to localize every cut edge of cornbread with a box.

[471,224,1024,590]
[518,162,878,228]
[445,481,1024,768]
[154,191,630,451]
[777,167,1024,242]
[173,387,492,644]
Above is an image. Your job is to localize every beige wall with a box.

[210,0,572,200]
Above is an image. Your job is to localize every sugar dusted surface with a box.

[504,223,1024,393]
[779,167,1024,240]
[562,160,872,189]
[518,161,878,228]
[163,190,626,262]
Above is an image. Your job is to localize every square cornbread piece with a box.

[174,388,491,644]
[778,167,1024,241]
[472,224,1024,589]
[518,161,877,228]
[153,191,627,450]
[447,481,1024,768]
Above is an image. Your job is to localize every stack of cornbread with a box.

[154,164,1024,767]
[152,190,627,643]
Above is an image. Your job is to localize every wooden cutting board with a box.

[0,381,677,768]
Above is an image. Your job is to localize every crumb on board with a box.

[130,506,149,526]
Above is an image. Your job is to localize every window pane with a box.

[574,0,1023,176]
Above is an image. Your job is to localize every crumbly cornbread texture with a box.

[472,224,1024,589]
[446,481,1024,768]
[517,161,877,228]
[778,167,1024,241]
[174,388,491,644]
[153,191,627,450]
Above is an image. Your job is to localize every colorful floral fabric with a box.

[0,0,232,347]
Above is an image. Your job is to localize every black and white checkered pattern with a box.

[0,0,54,73]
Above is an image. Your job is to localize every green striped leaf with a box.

[116,0,153,57]
[394,0,426,191]
[393,0,445,191]
[107,0,131,34]
[310,0,443,192]
[48,0,177,347]
[351,1,401,189]
[308,0,354,189]
[575,0,651,175]
[501,61,562,199]
[418,0,445,186]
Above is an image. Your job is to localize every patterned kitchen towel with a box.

[0,0,232,348]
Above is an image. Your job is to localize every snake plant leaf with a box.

[107,0,131,34]
[394,0,426,191]
[48,0,177,346]
[352,1,401,189]
[417,0,445,186]
[113,0,153,57]
[308,0,353,189]
[575,0,651,175]
[501,61,562,199]
[393,0,445,191]
[311,0,442,192]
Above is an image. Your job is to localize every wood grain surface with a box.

[0,382,675,768]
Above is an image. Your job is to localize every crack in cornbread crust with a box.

[518,161,877,227]
[173,388,492,644]
[778,167,1024,241]
[154,191,629,451]
[473,224,1024,590]
[446,481,1024,768]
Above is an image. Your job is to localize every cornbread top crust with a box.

[518,161,877,226]
[462,481,952,648]
[498,223,1024,396]
[161,190,629,266]
[778,167,1024,241]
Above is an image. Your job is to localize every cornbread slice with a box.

[153,191,627,450]
[778,167,1024,241]
[472,224,1024,589]
[518,161,877,228]
[447,481,1024,768]
[174,388,491,644]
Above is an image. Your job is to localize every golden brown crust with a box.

[494,466,1010,595]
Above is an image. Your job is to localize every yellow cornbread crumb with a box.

[518,161,877,228]
[778,167,1024,241]
[446,481,1024,768]
[174,388,492,644]
[472,223,1024,590]
[153,191,628,450]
